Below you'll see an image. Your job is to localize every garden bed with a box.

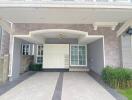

[102,66,132,100]
[102,66,132,89]
[118,88,132,100]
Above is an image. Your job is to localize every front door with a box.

[43,44,69,69]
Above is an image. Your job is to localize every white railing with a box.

[0,0,132,5]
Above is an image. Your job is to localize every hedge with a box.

[102,66,132,89]
[29,64,42,71]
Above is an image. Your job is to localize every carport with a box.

[9,29,105,80]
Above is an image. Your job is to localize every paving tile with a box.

[0,72,59,100]
[62,72,116,100]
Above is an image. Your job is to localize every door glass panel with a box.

[79,46,86,65]
[71,46,78,65]
[37,57,43,64]
[37,45,43,64]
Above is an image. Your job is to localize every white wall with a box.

[43,44,69,69]
[10,38,31,80]
[11,38,22,80]
[87,38,104,75]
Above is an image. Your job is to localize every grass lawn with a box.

[118,88,132,100]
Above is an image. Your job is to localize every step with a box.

[69,67,89,72]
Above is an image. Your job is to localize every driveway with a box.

[0,72,116,100]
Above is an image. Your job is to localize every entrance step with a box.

[69,67,89,72]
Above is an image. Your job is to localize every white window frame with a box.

[70,44,87,66]
[36,45,43,64]
[22,44,31,55]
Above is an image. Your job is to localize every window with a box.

[70,45,87,66]
[22,44,31,55]
[36,45,43,64]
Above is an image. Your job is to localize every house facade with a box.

[0,0,132,81]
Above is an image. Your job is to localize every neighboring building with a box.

[0,0,132,81]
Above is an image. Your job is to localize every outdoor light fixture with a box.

[58,33,65,39]
[126,28,132,35]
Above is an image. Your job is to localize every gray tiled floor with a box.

[62,72,116,100]
[0,72,116,100]
[0,71,35,95]
[0,72,59,100]
[52,72,64,100]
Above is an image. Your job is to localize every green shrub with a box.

[102,66,132,89]
[29,64,42,71]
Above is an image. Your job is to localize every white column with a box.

[42,39,45,68]
[8,35,14,80]
[9,36,22,81]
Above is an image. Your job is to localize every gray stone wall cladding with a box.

[20,55,34,74]
[14,24,121,67]
[0,30,10,56]
[0,55,9,84]
[0,57,4,83]
[0,27,2,50]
